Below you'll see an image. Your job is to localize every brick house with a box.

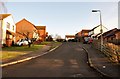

[81,29,90,37]
[115,30,120,39]
[35,26,47,42]
[75,31,82,42]
[75,29,90,42]
[65,35,75,41]
[99,28,120,42]
[16,18,39,42]
[81,29,90,42]
[0,14,16,47]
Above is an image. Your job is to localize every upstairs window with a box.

[12,25,14,31]
[7,22,10,29]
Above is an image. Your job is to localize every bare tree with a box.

[22,31,32,48]
[46,35,53,41]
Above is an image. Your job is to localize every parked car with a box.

[16,39,31,46]
[68,39,77,42]
[88,38,93,44]
[83,37,93,44]
[63,39,67,42]
[83,37,89,44]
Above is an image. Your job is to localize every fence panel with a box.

[92,40,120,63]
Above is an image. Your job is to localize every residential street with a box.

[1,2,120,79]
[2,42,102,77]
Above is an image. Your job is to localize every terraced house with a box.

[0,14,16,47]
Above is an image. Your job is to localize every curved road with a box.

[3,42,102,77]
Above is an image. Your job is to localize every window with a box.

[12,25,14,31]
[7,22,10,29]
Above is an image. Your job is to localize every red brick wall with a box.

[38,29,46,41]
[16,19,37,41]
[78,32,82,37]
[81,30,89,37]
[115,31,120,39]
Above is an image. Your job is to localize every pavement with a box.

[1,43,62,67]
[81,43,120,77]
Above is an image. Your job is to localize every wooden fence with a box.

[92,40,120,63]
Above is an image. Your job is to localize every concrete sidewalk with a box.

[82,44,120,77]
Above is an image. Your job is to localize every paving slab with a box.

[82,43,120,77]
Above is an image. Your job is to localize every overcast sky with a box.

[3,1,118,38]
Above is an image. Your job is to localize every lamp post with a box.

[92,10,103,51]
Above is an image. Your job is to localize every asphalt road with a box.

[2,42,102,77]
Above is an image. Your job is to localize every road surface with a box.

[2,42,102,77]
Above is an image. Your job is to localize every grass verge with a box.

[2,45,43,51]
[1,42,62,61]
[50,42,62,49]
[1,45,43,61]
[1,51,27,60]
[40,41,53,45]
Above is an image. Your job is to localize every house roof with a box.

[102,28,117,37]
[16,18,36,28]
[105,29,120,37]
[91,25,108,31]
[0,14,11,20]
[98,28,119,38]
[76,31,81,35]
[91,25,100,31]
[6,30,16,36]
[81,29,90,33]
[36,26,46,30]
[65,35,75,38]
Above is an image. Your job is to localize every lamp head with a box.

[92,10,100,12]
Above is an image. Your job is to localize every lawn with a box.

[40,41,53,45]
[1,51,27,60]
[1,42,62,61]
[1,45,44,61]
[2,45,43,51]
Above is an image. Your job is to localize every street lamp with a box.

[92,10,103,51]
